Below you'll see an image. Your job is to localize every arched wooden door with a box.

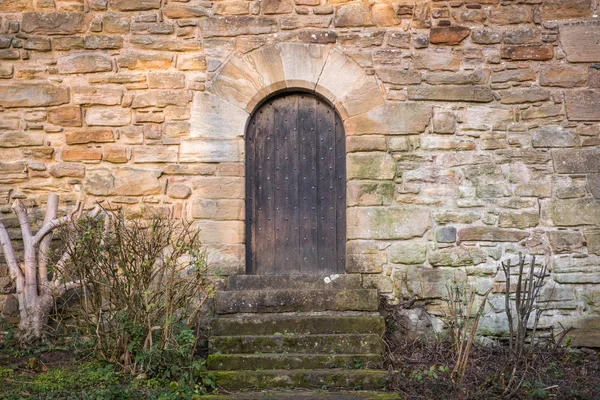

[246,92,346,275]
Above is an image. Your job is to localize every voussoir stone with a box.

[84,167,162,196]
[458,226,529,242]
[57,53,113,74]
[21,12,88,35]
[347,207,432,240]
[0,84,69,108]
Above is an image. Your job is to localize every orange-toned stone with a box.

[62,148,103,162]
[430,26,470,45]
[48,106,82,127]
[65,128,114,145]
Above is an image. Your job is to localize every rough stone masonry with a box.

[0,0,599,346]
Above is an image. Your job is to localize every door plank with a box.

[334,111,346,273]
[297,95,319,274]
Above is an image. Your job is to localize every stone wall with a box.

[0,0,599,346]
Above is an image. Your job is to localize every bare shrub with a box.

[55,208,216,378]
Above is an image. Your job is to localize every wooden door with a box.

[246,92,346,275]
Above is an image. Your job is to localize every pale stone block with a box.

[84,167,162,196]
[347,152,396,180]
[345,103,431,135]
[190,92,248,139]
[347,206,432,240]
[195,220,244,244]
[190,177,244,199]
[317,48,366,103]
[85,106,131,126]
[192,199,244,220]
[180,139,243,163]
[277,42,330,90]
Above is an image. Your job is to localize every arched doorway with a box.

[245,92,346,275]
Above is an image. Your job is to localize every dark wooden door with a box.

[246,92,346,275]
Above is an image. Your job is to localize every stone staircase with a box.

[207,274,389,391]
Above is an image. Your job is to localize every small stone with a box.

[542,199,600,226]
[72,86,123,105]
[547,231,585,254]
[163,4,208,18]
[499,87,550,104]
[62,148,103,162]
[552,149,600,173]
[540,66,587,88]
[131,90,193,108]
[370,3,400,27]
[347,181,394,206]
[408,85,494,102]
[84,35,124,50]
[103,13,130,33]
[118,53,173,70]
[200,17,278,37]
[84,167,162,196]
[103,145,129,163]
[565,89,600,121]
[584,229,600,255]
[501,44,554,61]
[192,199,244,220]
[541,0,592,20]
[263,0,293,14]
[347,207,432,240]
[133,146,178,163]
[167,183,192,199]
[498,212,540,229]
[432,111,456,134]
[436,226,457,243]
[472,28,502,44]
[347,152,396,180]
[532,127,579,148]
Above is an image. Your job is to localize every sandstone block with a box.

[334,3,373,27]
[376,69,421,85]
[553,255,600,284]
[84,167,162,196]
[547,231,585,254]
[345,103,431,135]
[49,163,85,178]
[163,4,208,18]
[85,106,131,126]
[347,207,432,240]
[0,131,44,147]
[501,45,553,61]
[347,181,394,206]
[48,106,82,127]
[133,146,178,163]
[347,152,396,180]
[167,183,192,199]
[408,85,494,103]
[542,199,600,226]
[21,12,88,35]
[180,139,243,163]
[430,26,470,45]
[0,0,34,11]
[393,266,466,299]
[190,177,243,199]
[565,90,600,120]
[200,17,278,37]
[346,240,387,274]
[371,3,400,27]
[62,148,103,162]
[432,111,456,134]
[503,27,541,45]
[552,148,600,173]
[420,136,476,151]
[472,28,502,44]
[460,106,513,131]
[103,13,130,33]
[192,199,244,220]
[499,87,549,104]
[346,136,386,153]
[176,54,207,71]
[540,66,587,87]
[498,212,539,229]
[263,0,293,14]
[103,145,129,163]
[584,229,600,255]
[489,6,532,24]
[413,48,461,71]
[66,128,114,145]
[423,71,487,86]
[195,221,244,244]
[84,35,123,50]
[148,73,185,89]
[118,53,172,70]
[24,36,51,51]
[72,86,123,105]
[491,68,536,83]
[389,242,427,264]
[57,53,112,74]
[532,127,579,148]
[541,0,592,20]
[0,84,69,108]
[131,90,193,108]
[560,22,600,62]
[589,174,600,199]
[436,226,457,243]
[428,246,487,267]
[458,227,529,242]
[0,162,27,183]
[109,0,160,11]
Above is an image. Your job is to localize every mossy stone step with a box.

[227,274,362,291]
[210,369,390,391]
[207,353,383,371]
[215,289,379,314]
[209,333,385,355]
[210,314,385,336]
[203,391,403,399]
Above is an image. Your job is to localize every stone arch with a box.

[184,42,386,163]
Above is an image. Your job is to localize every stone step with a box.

[215,289,379,314]
[202,391,403,399]
[227,274,362,291]
[210,314,385,336]
[209,369,389,391]
[209,333,385,355]
[207,353,383,371]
